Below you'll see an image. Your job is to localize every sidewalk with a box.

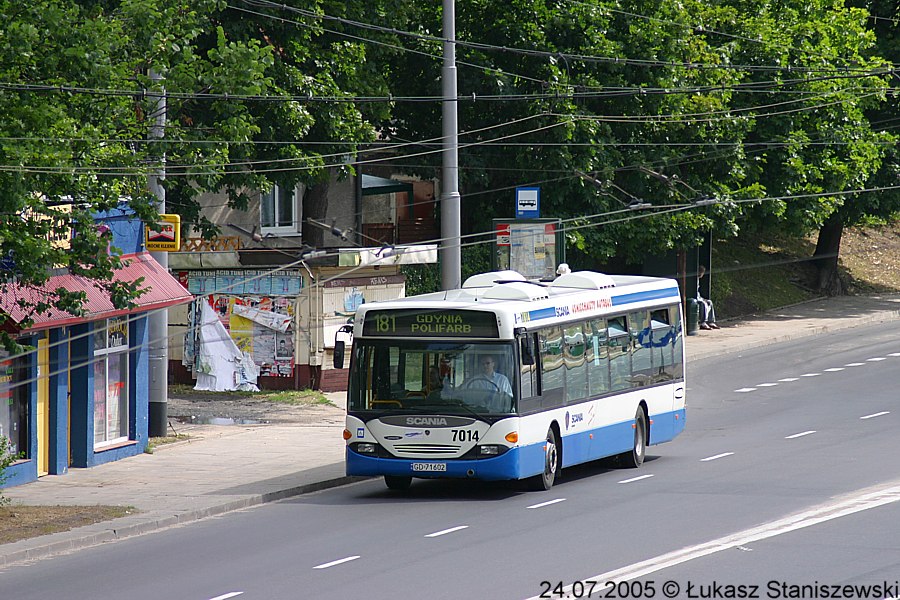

[3,293,900,566]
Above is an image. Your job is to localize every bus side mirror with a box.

[334,340,346,369]
[520,335,535,366]
[334,324,353,369]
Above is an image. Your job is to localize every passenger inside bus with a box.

[426,366,444,400]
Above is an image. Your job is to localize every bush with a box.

[0,435,18,506]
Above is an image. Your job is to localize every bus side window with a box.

[650,308,675,380]
[629,310,653,385]
[608,316,631,392]
[586,318,609,396]
[538,326,565,409]
[519,333,540,413]
[564,323,587,403]
[671,305,684,380]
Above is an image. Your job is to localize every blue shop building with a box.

[0,208,192,487]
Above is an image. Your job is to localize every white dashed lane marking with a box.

[778,377,799,382]
[425,525,469,538]
[735,387,756,393]
[756,383,778,387]
[823,368,845,372]
[860,411,890,420]
[619,474,654,484]
[314,556,360,569]
[527,498,566,509]
[801,373,821,377]
[785,431,817,439]
[845,363,865,367]
[209,594,244,600]
[700,452,734,462]
[867,357,887,362]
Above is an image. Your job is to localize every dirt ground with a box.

[165,388,345,427]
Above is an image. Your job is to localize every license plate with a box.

[412,462,447,472]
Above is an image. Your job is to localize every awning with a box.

[0,252,193,333]
[361,174,413,196]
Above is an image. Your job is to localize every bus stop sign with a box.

[515,187,540,219]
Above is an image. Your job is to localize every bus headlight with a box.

[478,445,501,456]
[356,443,377,454]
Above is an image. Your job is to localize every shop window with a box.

[93,317,129,447]
[0,350,28,457]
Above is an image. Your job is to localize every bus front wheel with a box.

[619,408,647,468]
[530,427,559,491]
[384,475,412,491]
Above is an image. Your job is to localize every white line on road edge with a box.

[618,474,654,484]
[700,452,734,462]
[860,411,890,420]
[785,430,816,439]
[527,498,567,509]
[209,593,244,600]
[425,525,469,538]
[313,556,361,569]
[522,482,900,600]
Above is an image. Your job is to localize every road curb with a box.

[0,475,367,568]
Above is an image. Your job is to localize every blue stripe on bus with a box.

[611,287,680,306]
[346,408,686,482]
[526,307,557,321]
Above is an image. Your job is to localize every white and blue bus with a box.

[338,269,686,490]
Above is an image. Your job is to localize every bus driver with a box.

[471,356,513,397]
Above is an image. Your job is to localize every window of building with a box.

[0,349,28,457]
[261,184,299,234]
[93,317,129,447]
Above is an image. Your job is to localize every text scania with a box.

[411,314,471,334]
[405,417,449,426]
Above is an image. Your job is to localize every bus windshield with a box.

[348,341,517,415]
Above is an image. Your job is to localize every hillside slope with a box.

[711,222,900,320]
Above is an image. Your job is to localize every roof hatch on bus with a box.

[462,270,527,288]
[550,271,616,290]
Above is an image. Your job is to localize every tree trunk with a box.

[813,214,844,295]
[301,170,332,249]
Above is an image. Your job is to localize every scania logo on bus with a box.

[407,417,449,426]
[380,415,474,428]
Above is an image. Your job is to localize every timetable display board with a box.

[362,309,499,338]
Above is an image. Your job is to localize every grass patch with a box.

[145,434,190,454]
[0,505,135,545]
[711,232,820,319]
[167,384,331,406]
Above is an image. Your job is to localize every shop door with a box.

[37,337,50,476]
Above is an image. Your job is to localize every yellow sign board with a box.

[146,214,181,251]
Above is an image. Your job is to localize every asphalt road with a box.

[3,321,900,600]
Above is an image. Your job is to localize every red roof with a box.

[0,252,193,333]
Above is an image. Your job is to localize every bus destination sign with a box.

[362,309,499,338]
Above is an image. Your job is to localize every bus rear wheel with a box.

[384,475,412,491]
[530,427,559,491]
[619,408,646,468]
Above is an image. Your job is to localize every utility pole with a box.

[147,70,168,437]
[440,0,461,290]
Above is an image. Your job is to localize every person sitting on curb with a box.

[697,265,719,330]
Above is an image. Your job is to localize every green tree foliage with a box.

[381,0,896,276]
[0,0,271,333]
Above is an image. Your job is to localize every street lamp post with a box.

[440,0,461,290]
